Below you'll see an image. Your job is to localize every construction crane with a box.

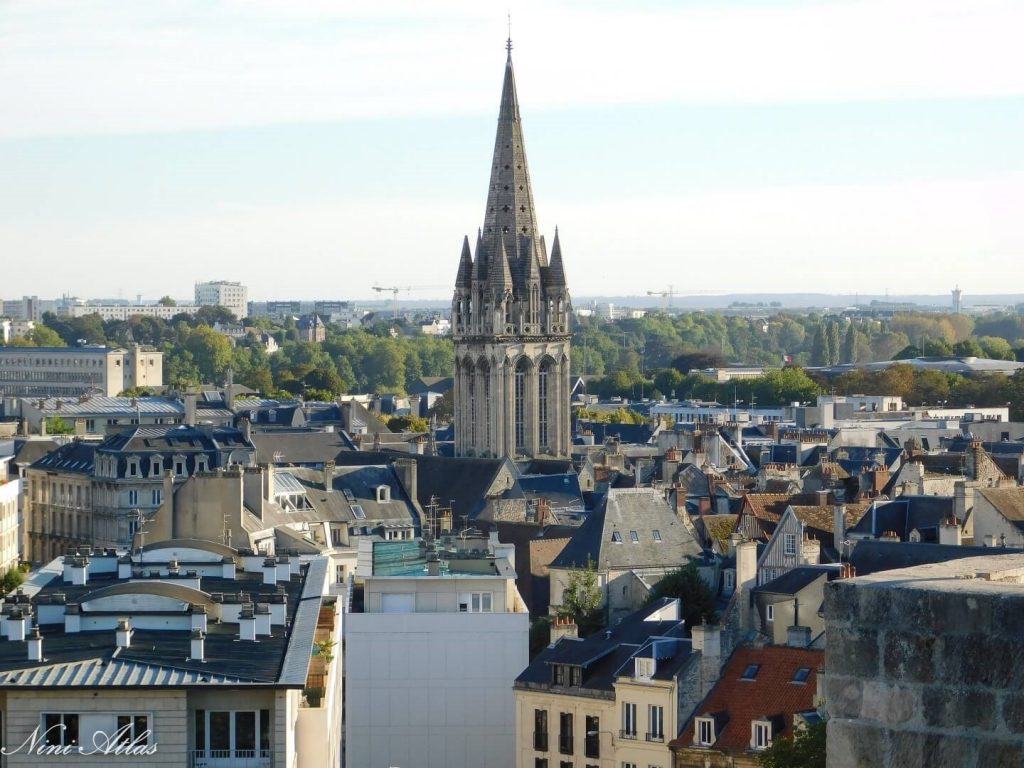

[646,285,675,312]
[371,285,411,319]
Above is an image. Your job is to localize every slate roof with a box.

[673,646,823,754]
[250,429,354,465]
[30,440,97,475]
[334,452,509,523]
[515,598,687,696]
[977,488,1024,532]
[847,496,956,541]
[12,439,59,468]
[0,557,326,689]
[26,396,184,417]
[550,488,702,570]
[99,425,250,454]
[753,565,835,596]
[847,540,1014,576]
[576,421,655,446]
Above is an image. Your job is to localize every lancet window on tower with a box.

[538,359,550,449]
[514,358,528,452]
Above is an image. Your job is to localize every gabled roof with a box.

[788,503,870,549]
[847,496,956,541]
[673,645,823,754]
[515,598,686,695]
[550,488,702,570]
[30,440,97,475]
[977,488,1024,531]
[250,430,353,465]
[753,565,836,596]
[13,439,59,468]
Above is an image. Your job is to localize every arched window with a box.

[514,358,529,452]
[538,359,551,449]
[467,362,476,448]
[479,359,491,453]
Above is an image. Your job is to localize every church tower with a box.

[452,40,571,459]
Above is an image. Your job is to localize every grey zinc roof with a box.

[551,488,702,570]
[27,396,184,417]
[0,657,245,688]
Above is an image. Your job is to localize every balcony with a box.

[646,732,665,743]
[558,735,573,755]
[190,750,272,768]
[533,732,548,751]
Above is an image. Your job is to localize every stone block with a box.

[976,738,1024,768]
[993,594,1024,640]
[940,635,1024,688]
[860,680,918,726]
[1001,693,1024,734]
[922,686,996,731]
[928,589,997,636]
[827,720,888,768]
[825,674,864,720]
[883,631,937,684]
[890,729,977,768]
[829,627,881,679]
[824,581,860,626]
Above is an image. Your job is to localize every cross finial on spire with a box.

[506,13,513,57]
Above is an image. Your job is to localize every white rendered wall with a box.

[344,610,528,768]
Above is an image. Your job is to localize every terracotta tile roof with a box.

[672,645,823,755]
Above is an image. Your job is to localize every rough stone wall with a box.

[824,565,1024,768]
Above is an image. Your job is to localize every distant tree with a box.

[45,416,75,435]
[671,350,726,374]
[32,325,66,347]
[841,323,857,364]
[810,324,827,367]
[952,339,984,357]
[0,567,25,595]
[757,719,826,768]
[892,344,920,361]
[157,296,177,307]
[386,415,430,433]
[647,559,717,633]
[826,321,841,366]
[920,337,953,356]
[559,559,603,636]
[194,305,236,326]
[118,387,154,398]
[428,389,454,422]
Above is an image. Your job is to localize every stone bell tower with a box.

[451,39,571,459]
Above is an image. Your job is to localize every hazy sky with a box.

[2,0,1023,302]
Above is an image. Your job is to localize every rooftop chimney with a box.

[255,604,272,636]
[190,629,205,662]
[65,556,89,586]
[185,391,197,427]
[262,557,278,586]
[7,609,27,642]
[323,460,335,492]
[27,626,43,662]
[116,618,133,648]
[239,606,257,641]
[690,623,722,696]
[190,604,208,633]
[833,504,847,558]
[939,518,962,546]
[222,556,236,580]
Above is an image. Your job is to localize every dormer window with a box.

[634,656,655,681]
[752,720,773,750]
[127,457,140,478]
[376,485,391,503]
[174,456,187,477]
[196,455,208,473]
[150,456,162,476]
[695,716,716,747]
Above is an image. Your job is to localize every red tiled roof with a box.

[672,645,823,754]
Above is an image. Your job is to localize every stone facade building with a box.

[451,42,571,459]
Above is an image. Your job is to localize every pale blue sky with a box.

[1,0,1022,301]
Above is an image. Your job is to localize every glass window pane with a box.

[64,715,79,747]
[259,710,271,752]
[135,716,149,745]
[195,710,206,751]
[43,714,61,746]
[117,715,131,745]
[209,712,231,751]
[235,711,256,751]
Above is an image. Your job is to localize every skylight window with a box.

[793,667,811,683]
[741,664,761,681]
[343,489,356,503]
[653,530,662,542]
[629,530,639,544]
[351,504,366,520]
[612,531,622,543]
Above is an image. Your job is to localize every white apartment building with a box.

[0,346,163,398]
[63,304,202,321]
[0,459,20,572]
[344,534,529,768]
[195,281,248,320]
[0,541,339,768]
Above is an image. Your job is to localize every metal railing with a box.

[190,749,272,768]
[646,732,665,743]
[619,729,638,740]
